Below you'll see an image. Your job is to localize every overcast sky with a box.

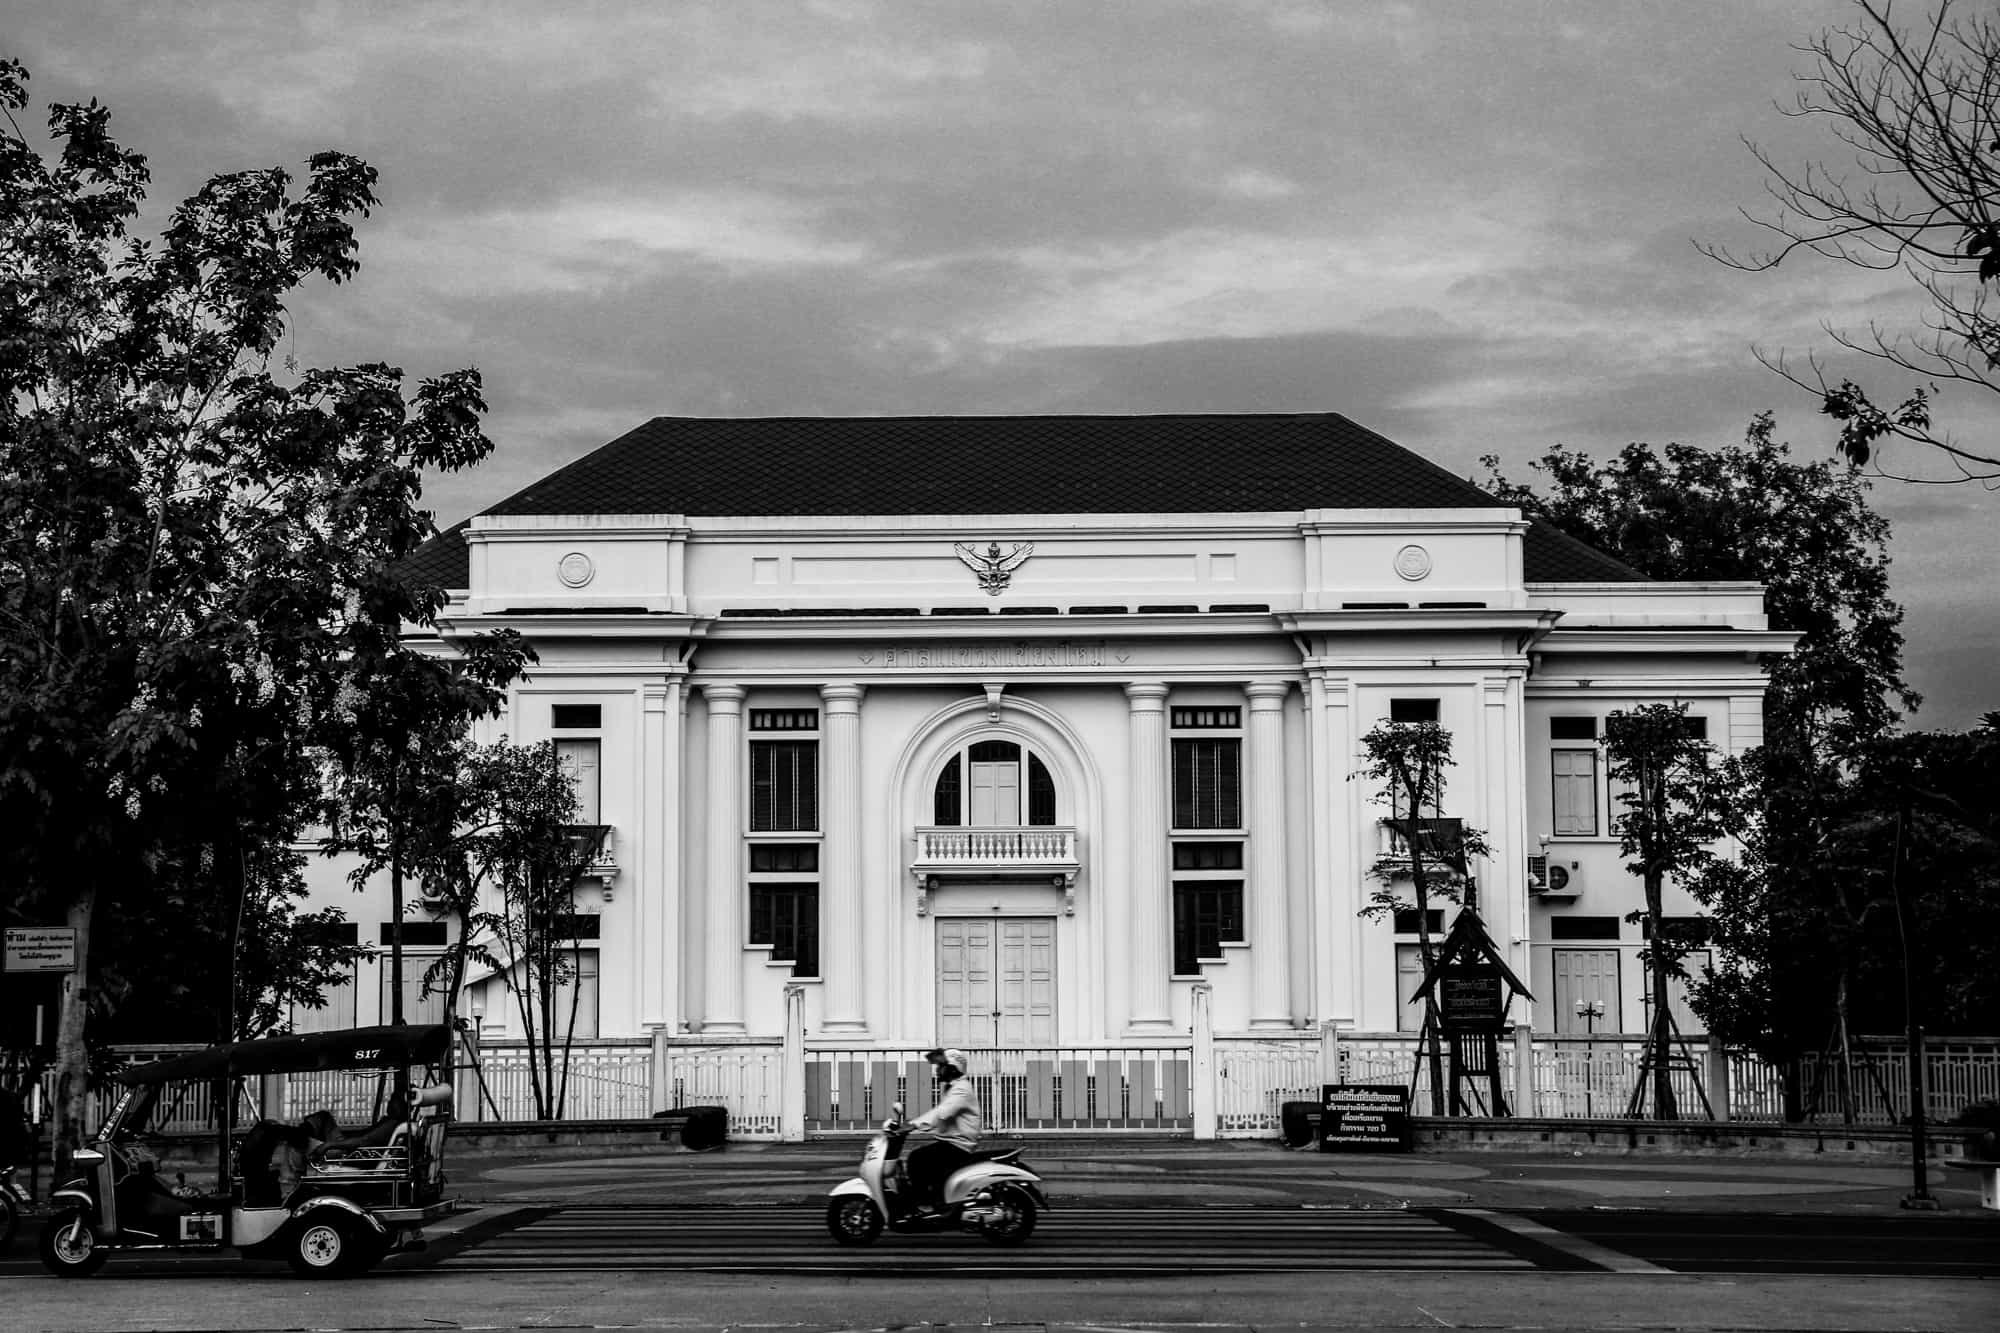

[7,0,1994,728]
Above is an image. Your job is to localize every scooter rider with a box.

[904,1048,982,1214]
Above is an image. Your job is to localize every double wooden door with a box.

[936,916,1055,1048]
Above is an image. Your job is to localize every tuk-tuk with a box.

[40,1024,458,1278]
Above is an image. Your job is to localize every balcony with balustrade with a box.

[910,825,1081,914]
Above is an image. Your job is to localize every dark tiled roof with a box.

[1523,518,1647,583]
[400,415,1646,589]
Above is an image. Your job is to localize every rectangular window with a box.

[1549,915,1622,941]
[1170,706,1241,729]
[378,921,448,947]
[551,704,601,730]
[750,739,818,831]
[749,884,820,977]
[556,738,602,823]
[1389,698,1439,723]
[1396,943,1427,1033]
[293,965,358,1033]
[1641,916,1713,946]
[1171,737,1241,829]
[749,844,820,874]
[750,709,819,731]
[1682,715,1709,740]
[1172,880,1244,975]
[1172,842,1245,871]
[1645,949,1712,1035]
[1392,908,1444,936]
[550,950,599,1040]
[1552,948,1621,1034]
[1552,748,1598,836]
[1550,715,1597,741]
[380,954,448,1026]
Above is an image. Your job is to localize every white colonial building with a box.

[299,414,1793,1129]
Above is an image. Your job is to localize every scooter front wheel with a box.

[39,1211,108,1277]
[825,1195,884,1246]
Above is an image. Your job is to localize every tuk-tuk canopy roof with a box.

[118,1024,454,1085]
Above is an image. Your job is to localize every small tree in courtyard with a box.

[415,741,595,1121]
[1604,705,1732,1120]
[1356,719,1492,1115]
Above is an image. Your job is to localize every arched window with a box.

[931,738,1059,827]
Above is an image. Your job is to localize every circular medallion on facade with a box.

[557,551,596,589]
[1393,543,1433,582]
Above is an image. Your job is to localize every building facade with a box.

[300,415,1794,1052]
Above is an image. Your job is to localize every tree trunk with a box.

[1646,873,1679,1120]
[51,884,97,1179]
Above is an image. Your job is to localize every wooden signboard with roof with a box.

[1410,894,1530,1116]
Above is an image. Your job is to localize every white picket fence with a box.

[23,1033,2000,1140]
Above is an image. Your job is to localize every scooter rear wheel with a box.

[826,1195,883,1246]
[978,1187,1037,1246]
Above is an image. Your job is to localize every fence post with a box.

[781,983,807,1142]
[1319,1018,1343,1086]
[1513,1023,1537,1117]
[1190,982,1216,1140]
[1705,1041,1732,1123]
[648,1024,670,1114]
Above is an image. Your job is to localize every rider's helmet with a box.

[924,1047,968,1080]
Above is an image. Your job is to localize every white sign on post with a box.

[4,926,77,973]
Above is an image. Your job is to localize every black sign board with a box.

[1317,1083,1412,1152]
[1438,964,1507,1033]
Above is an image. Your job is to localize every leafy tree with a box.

[317,631,530,1033]
[1703,0,2000,483]
[1483,415,1916,756]
[1356,720,1491,1115]
[1696,718,2000,1093]
[410,741,595,1121]
[1482,420,1923,1069]
[0,61,494,1168]
[1603,705,1731,1120]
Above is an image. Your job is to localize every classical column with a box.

[637,680,680,1031]
[1246,681,1293,1028]
[818,683,867,1033]
[701,683,746,1033]
[1125,682,1174,1032]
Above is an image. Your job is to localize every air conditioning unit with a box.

[1528,856,1582,899]
[417,878,450,907]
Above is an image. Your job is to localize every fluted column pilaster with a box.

[700,684,746,1033]
[1246,681,1293,1028]
[1125,682,1174,1032]
[819,683,867,1033]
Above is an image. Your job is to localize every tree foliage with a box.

[1704,0,2000,484]
[0,60,493,1164]
[1693,720,2000,1067]
[1483,415,1916,754]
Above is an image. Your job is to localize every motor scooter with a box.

[826,1102,1047,1246]
[2,1164,31,1250]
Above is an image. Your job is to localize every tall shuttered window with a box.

[1170,707,1241,831]
[749,710,818,832]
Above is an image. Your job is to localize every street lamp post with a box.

[1576,1000,1605,1118]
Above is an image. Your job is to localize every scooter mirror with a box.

[891,1101,905,1118]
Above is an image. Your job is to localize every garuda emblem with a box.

[954,540,1034,595]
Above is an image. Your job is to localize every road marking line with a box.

[1453,1209,1669,1273]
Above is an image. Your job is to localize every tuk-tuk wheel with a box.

[288,1213,364,1277]
[39,1211,109,1278]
